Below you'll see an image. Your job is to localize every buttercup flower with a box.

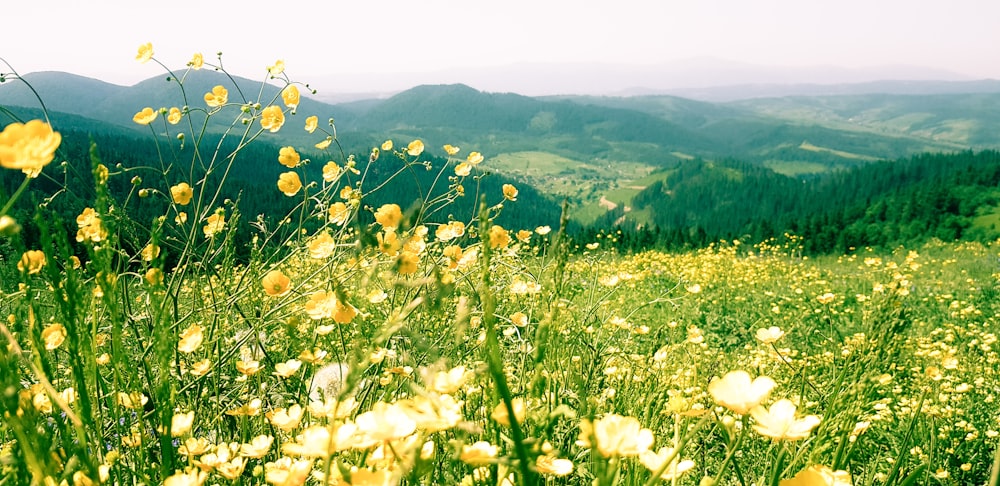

[281,85,300,109]
[578,414,654,458]
[189,53,204,69]
[381,140,393,151]
[459,441,498,466]
[709,370,777,415]
[467,151,484,165]
[260,105,285,133]
[406,139,424,156]
[639,447,696,481]
[756,326,785,344]
[780,464,853,486]
[135,42,153,63]
[304,115,318,133]
[278,146,300,168]
[490,398,526,427]
[328,202,350,226]
[277,171,302,196]
[750,399,822,441]
[375,204,403,229]
[171,411,195,437]
[177,324,204,354]
[268,59,285,76]
[171,182,194,205]
[489,225,510,249]
[443,144,460,155]
[262,270,292,297]
[167,107,182,124]
[17,250,46,274]
[133,107,158,125]
[204,85,228,107]
[502,183,518,201]
[42,323,66,350]
[454,162,471,177]
[203,211,225,237]
[535,455,574,476]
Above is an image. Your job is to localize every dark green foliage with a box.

[598,150,1000,254]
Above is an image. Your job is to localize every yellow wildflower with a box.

[204,85,228,107]
[277,171,302,196]
[262,270,291,297]
[133,107,158,125]
[260,105,285,133]
[170,182,193,205]
[135,42,153,63]
[281,85,300,109]
[708,370,776,415]
[278,146,300,168]
[17,250,46,274]
[750,399,821,441]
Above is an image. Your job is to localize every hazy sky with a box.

[4,0,998,93]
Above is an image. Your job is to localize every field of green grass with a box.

[3,47,1000,486]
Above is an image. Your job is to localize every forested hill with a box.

[601,150,1000,253]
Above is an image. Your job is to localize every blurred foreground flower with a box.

[750,399,821,441]
[708,370,776,415]
[0,120,62,177]
[780,464,853,486]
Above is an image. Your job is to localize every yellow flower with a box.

[305,291,337,320]
[454,162,471,177]
[204,85,228,107]
[188,53,204,69]
[578,414,654,458]
[459,441,497,466]
[488,225,510,249]
[163,468,206,486]
[756,326,785,344]
[780,465,853,486]
[170,182,193,205]
[42,323,66,350]
[171,411,195,437]
[141,243,160,262]
[278,146,300,168]
[260,105,285,133]
[322,161,341,182]
[381,140,393,151]
[443,144,460,155]
[239,435,274,458]
[355,401,417,444]
[177,324,204,354]
[274,359,303,378]
[262,270,291,297]
[17,250,46,274]
[133,107,158,125]
[467,151,484,165]
[639,447,696,481]
[516,229,532,243]
[534,456,574,477]
[375,204,403,229]
[236,360,262,376]
[421,365,470,394]
[282,423,357,457]
[502,183,518,201]
[268,59,285,76]
[281,85,300,109]
[817,292,836,305]
[167,107,182,124]
[190,359,211,377]
[135,42,153,63]
[708,370,776,415]
[490,398,526,427]
[406,139,424,156]
[307,231,336,259]
[202,211,225,238]
[397,250,420,275]
[315,138,332,150]
[750,399,822,441]
[328,202,350,226]
[264,404,303,432]
[304,115,318,133]
[277,171,302,196]
[435,221,465,242]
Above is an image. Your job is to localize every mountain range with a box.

[3,69,1000,226]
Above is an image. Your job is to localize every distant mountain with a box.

[302,58,979,98]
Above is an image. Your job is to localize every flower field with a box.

[1,47,999,486]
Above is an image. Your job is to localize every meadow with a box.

[1,47,999,486]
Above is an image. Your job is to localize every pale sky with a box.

[3,0,998,94]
